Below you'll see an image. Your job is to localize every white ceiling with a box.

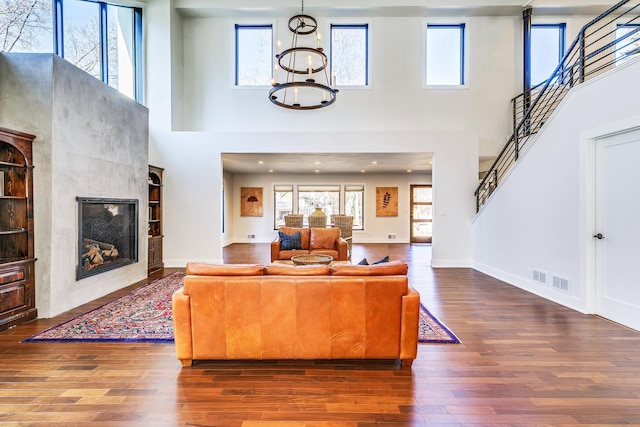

[222,152,433,175]
[175,0,619,19]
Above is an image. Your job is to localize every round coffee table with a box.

[291,254,333,265]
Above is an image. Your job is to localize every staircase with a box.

[475,0,640,212]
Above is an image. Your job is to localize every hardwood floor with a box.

[1,243,640,426]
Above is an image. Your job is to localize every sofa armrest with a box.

[399,285,420,367]
[270,239,281,262]
[172,287,194,366]
[336,237,348,260]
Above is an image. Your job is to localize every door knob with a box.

[593,233,605,240]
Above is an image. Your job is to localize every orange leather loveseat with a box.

[172,260,420,367]
[271,227,348,262]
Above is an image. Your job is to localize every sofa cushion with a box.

[186,262,265,276]
[264,264,331,275]
[279,227,311,249]
[278,231,302,250]
[310,227,340,250]
[330,260,408,276]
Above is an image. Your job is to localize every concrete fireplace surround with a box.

[0,53,149,318]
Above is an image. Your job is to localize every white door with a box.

[595,129,640,332]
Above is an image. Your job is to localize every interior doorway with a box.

[410,185,432,243]
[594,128,640,332]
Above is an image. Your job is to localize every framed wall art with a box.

[240,187,263,216]
[376,187,398,216]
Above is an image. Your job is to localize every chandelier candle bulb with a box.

[317,34,321,48]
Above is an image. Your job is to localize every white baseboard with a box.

[472,261,586,314]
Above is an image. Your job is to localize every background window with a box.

[297,185,340,224]
[235,25,272,86]
[60,0,141,100]
[425,24,465,86]
[107,5,135,98]
[615,23,640,63]
[531,24,566,86]
[344,185,364,230]
[64,0,101,80]
[330,24,369,86]
[0,0,143,101]
[274,185,293,229]
[0,0,53,53]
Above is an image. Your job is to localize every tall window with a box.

[0,0,53,53]
[530,24,566,86]
[344,185,364,230]
[60,0,141,100]
[274,185,293,229]
[425,23,465,86]
[235,24,273,86]
[330,24,369,86]
[615,23,640,64]
[1,0,142,101]
[297,185,340,224]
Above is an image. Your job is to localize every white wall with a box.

[179,15,519,157]
[472,58,640,313]
[229,172,431,244]
[0,54,149,317]
[145,1,612,271]
[150,130,477,268]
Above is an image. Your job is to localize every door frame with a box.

[583,120,640,316]
[410,184,432,243]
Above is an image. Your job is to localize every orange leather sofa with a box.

[271,227,348,262]
[172,260,420,367]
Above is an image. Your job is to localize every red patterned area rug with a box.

[23,272,458,344]
[23,272,186,343]
[419,304,461,344]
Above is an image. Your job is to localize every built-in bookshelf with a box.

[0,127,37,331]
[148,165,164,274]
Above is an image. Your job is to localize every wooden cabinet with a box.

[0,127,37,331]
[148,165,164,274]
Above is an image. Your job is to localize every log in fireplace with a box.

[76,198,138,280]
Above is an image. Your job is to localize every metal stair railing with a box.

[475,0,640,212]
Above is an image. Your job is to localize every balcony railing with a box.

[476,0,640,212]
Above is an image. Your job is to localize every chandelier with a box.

[269,1,338,110]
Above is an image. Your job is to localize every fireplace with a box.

[77,198,138,280]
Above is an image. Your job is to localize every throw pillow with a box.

[372,255,390,264]
[279,231,302,250]
[357,258,369,265]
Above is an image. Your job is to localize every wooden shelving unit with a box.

[0,126,37,331]
[148,165,164,274]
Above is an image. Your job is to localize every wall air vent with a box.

[531,269,547,285]
[552,275,570,293]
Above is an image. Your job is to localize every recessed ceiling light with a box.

[314,161,321,165]
[258,160,264,165]
[360,169,366,173]
[269,169,274,173]
[315,169,320,173]
[407,169,412,173]
[371,161,378,165]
